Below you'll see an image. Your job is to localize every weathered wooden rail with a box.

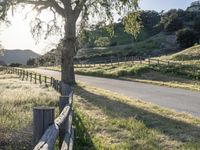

[74,56,200,80]
[2,67,74,150]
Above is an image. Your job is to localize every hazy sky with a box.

[0,0,196,54]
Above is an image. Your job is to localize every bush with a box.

[94,37,110,47]
[176,28,199,48]
[27,58,36,66]
[9,63,22,67]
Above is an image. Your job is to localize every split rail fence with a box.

[74,56,200,80]
[3,67,74,150]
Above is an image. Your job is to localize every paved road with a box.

[28,68,200,117]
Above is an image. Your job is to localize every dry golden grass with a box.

[0,71,59,150]
[73,81,200,149]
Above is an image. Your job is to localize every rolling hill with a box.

[0,49,40,65]
[159,44,200,61]
[170,45,200,61]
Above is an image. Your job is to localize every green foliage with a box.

[161,10,183,32]
[27,58,36,66]
[140,10,161,32]
[0,0,10,21]
[94,37,110,47]
[123,12,142,38]
[193,19,200,34]
[176,28,199,48]
[9,63,22,67]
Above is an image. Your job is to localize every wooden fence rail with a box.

[2,67,74,150]
[74,56,200,80]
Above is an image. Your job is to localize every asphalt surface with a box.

[28,68,200,117]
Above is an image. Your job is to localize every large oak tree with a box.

[0,0,140,84]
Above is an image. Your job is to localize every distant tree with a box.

[176,28,199,48]
[9,63,22,67]
[160,9,183,32]
[193,19,200,34]
[0,60,6,66]
[27,58,36,66]
[140,10,160,31]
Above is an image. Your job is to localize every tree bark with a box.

[61,17,76,85]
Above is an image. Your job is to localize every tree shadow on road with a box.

[75,84,200,148]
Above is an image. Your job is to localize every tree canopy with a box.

[0,0,141,84]
[0,0,141,39]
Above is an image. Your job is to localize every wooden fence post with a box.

[35,74,37,84]
[26,72,29,80]
[39,75,42,84]
[140,57,142,64]
[56,80,59,91]
[30,73,32,82]
[33,107,55,146]
[59,96,70,148]
[157,59,160,65]
[44,76,47,86]
[23,71,25,80]
[51,77,53,86]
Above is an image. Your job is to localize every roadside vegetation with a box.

[1,69,200,149]
[0,71,59,149]
[74,82,200,149]
[45,56,200,92]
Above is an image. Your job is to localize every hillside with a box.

[76,32,178,61]
[0,49,40,65]
[158,44,200,61]
[170,45,200,61]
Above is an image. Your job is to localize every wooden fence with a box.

[3,67,74,150]
[74,56,176,68]
[74,56,200,80]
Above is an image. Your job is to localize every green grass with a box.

[44,62,200,91]
[76,32,177,60]
[73,82,200,149]
[0,71,60,149]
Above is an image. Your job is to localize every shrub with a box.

[176,28,199,48]
[9,63,22,67]
[94,37,110,47]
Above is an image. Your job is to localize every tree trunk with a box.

[61,18,76,85]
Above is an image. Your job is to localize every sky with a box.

[0,0,196,54]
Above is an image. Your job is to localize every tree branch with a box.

[19,0,65,17]
[49,0,65,17]
[74,0,87,19]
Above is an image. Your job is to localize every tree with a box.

[27,58,36,66]
[176,28,199,48]
[0,0,140,85]
[160,10,183,32]
[140,10,160,31]
[193,18,200,34]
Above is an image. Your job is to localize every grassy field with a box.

[45,62,200,91]
[160,45,200,61]
[0,71,60,149]
[74,82,200,149]
[2,70,200,149]
[76,32,177,60]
